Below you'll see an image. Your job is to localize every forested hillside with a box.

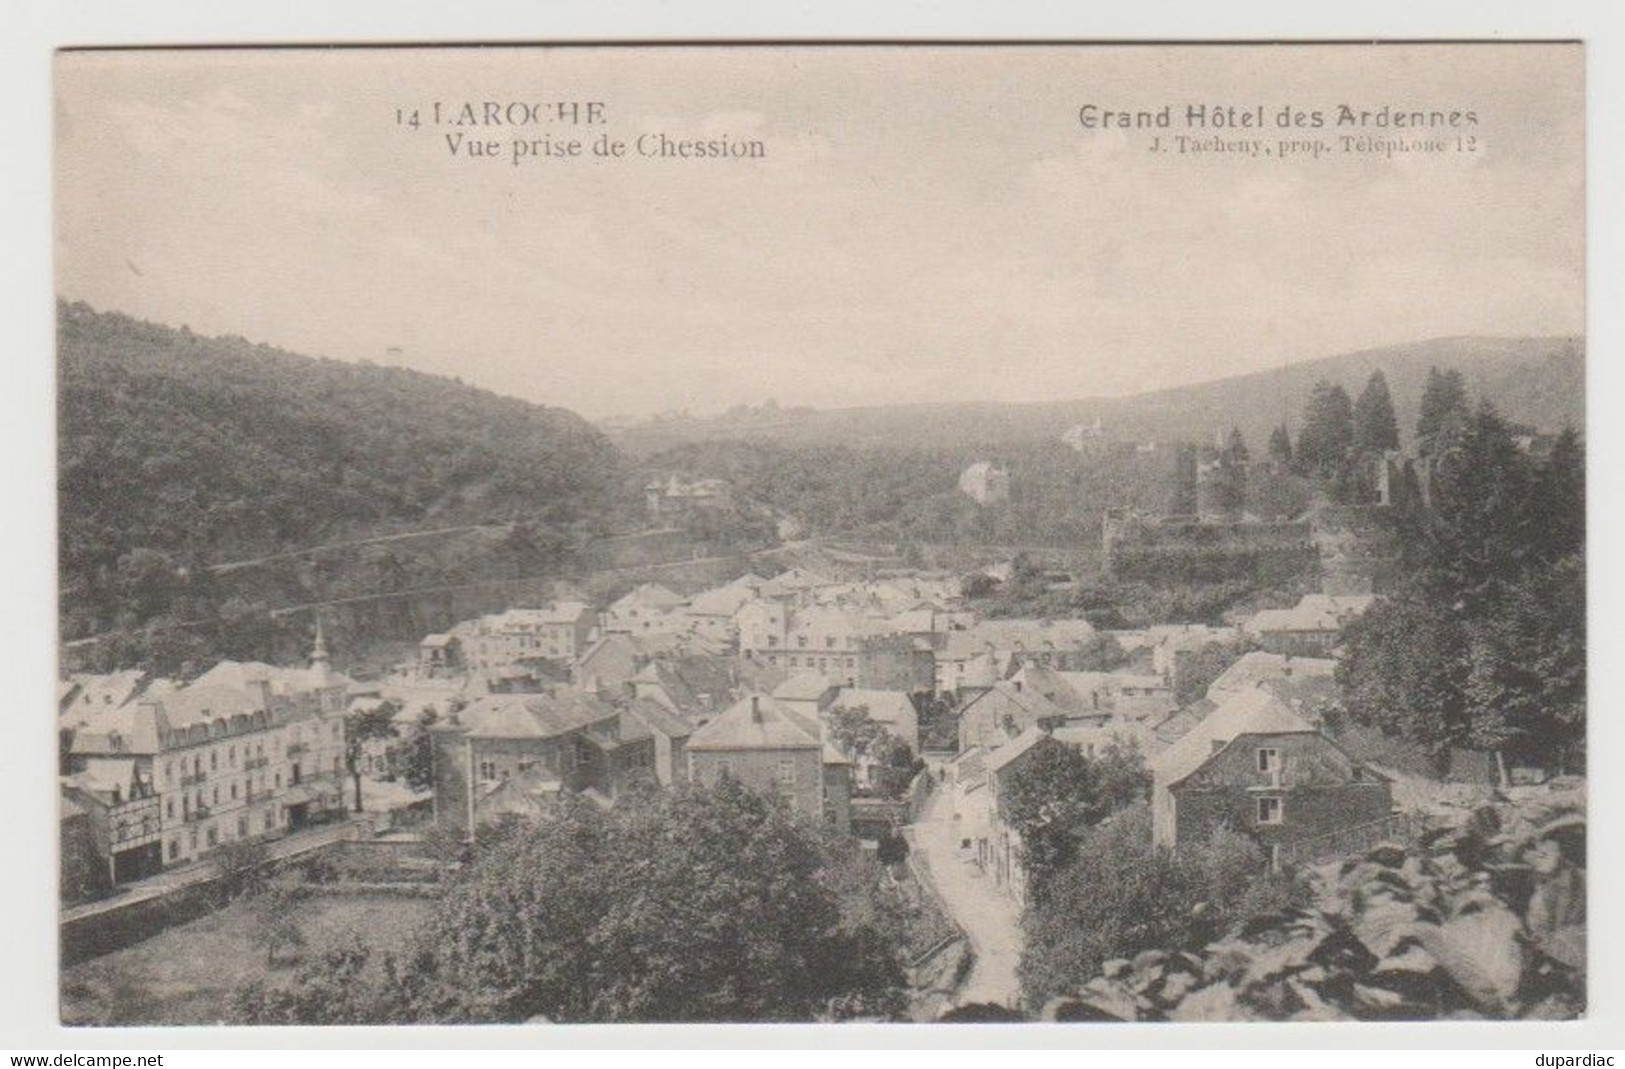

[58,302,623,665]
[643,437,1312,550]
[611,336,1583,455]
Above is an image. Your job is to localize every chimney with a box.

[130,699,165,753]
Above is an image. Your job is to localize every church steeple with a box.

[311,615,331,674]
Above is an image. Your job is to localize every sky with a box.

[54,44,1584,420]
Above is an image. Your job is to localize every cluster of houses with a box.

[411,573,1392,882]
[948,602,1395,903]
[58,553,1393,905]
[412,568,959,840]
[644,474,733,519]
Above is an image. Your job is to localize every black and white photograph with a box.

[45,40,1588,1033]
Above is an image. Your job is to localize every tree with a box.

[1326,372,1584,776]
[403,708,440,791]
[1091,739,1154,815]
[247,885,307,966]
[1417,366,1470,442]
[1018,804,1288,1008]
[1353,371,1400,454]
[825,705,919,798]
[1338,402,1584,776]
[827,705,888,767]
[1534,427,1584,560]
[1204,430,1250,517]
[1293,381,1354,477]
[1224,427,1250,464]
[210,834,272,900]
[1173,637,1257,706]
[344,703,400,811]
[913,690,959,753]
[866,735,922,800]
[399,782,908,1022]
[1267,424,1294,466]
[999,738,1149,893]
[1461,557,1586,773]
[1423,401,1539,609]
[1336,592,1470,766]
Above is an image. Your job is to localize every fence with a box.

[1277,811,1419,868]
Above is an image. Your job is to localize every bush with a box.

[234,781,915,1024]
[1042,802,1585,1021]
[1019,805,1298,1008]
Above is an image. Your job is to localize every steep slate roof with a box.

[1151,686,1317,789]
[942,618,1099,661]
[632,655,737,718]
[1257,673,1341,722]
[191,659,351,698]
[960,679,1073,728]
[158,684,266,729]
[773,673,837,703]
[1010,666,1114,716]
[1244,594,1378,635]
[459,690,619,740]
[786,606,893,642]
[757,567,835,598]
[1052,721,1148,753]
[579,631,683,668]
[73,669,148,700]
[986,726,1052,774]
[1153,698,1216,746]
[611,583,688,613]
[63,670,149,721]
[830,688,914,727]
[624,697,696,740]
[688,583,758,617]
[687,694,821,752]
[952,745,987,783]
[483,602,594,628]
[1205,651,1336,702]
[888,608,943,634]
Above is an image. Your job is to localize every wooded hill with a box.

[609,336,1584,456]
[58,302,623,659]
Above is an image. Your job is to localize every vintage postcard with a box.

[54,43,1584,1026]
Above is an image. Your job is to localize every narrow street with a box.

[909,784,1025,1009]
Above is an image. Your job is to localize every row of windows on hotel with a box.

[160,754,341,821]
[746,633,863,651]
[165,805,285,861]
[760,655,858,672]
[157,720,343,785]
